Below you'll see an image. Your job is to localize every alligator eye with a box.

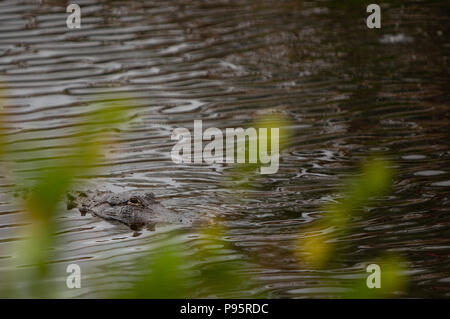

[128,197,142,206]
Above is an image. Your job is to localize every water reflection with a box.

[0,0,449,298]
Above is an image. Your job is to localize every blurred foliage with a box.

[127,244,189,299]
[0,84,407,298]
[0,85,5,157]
[0,91,134,297]
[0,89,258,299]
[295,157,408,297]
[296,157,394,267]
[123,227,259,298]
[226,111,294,189]
[345,255,408,298]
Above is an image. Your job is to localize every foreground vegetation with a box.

[0,90,406,298]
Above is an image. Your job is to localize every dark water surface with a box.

[0,0,449,298]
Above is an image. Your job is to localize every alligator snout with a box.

[66,190,186,231]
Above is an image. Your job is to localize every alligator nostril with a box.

[79,207,88,216]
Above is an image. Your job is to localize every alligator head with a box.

[67,190,187,231]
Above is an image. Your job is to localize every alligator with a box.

[66,190,193,231]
